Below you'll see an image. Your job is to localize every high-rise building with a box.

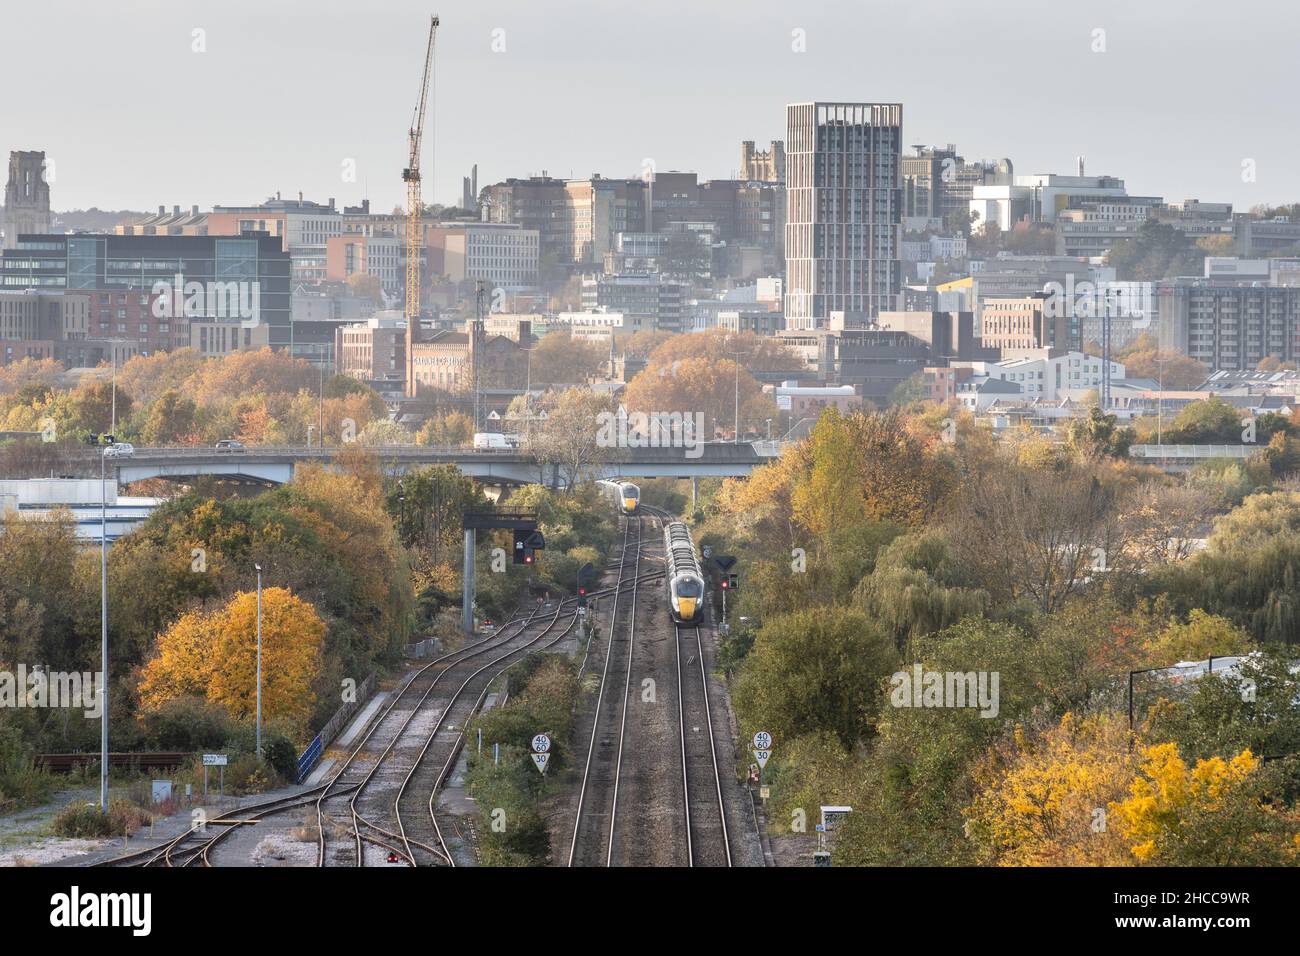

[3,151,52,251]
[784,102,903,330]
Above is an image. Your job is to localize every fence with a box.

[294,671,377,784]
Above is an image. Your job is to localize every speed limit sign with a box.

[531,733,552,754]
[752,730,773,751]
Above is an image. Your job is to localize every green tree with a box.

[1106,220,1205,281]
[1067,404,1135,459]
[733,607,897,749]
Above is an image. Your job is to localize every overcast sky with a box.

[9,0,1299,213]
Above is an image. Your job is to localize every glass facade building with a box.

[0,232,291,349]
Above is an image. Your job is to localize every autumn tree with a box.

[116,349,206,408]
[68,380,133,436]
[0,357,63,399]
[641,329,801,374]
[139,588,326,735]
[793,407,953,544]
[963,712,1136,866]
[945,450,1137,614]
[623,355,776,438]
[346,272,383,304]
[528,334,607,386]
[620,330,674,360]
[207,588,325,732]
[417,410,474,446]
[140,389,199,445]
[524,387,619,490]
[1111,744,1299,865]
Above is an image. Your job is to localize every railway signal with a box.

[513,528,546,565]
[576,561,595,606]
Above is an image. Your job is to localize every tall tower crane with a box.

[404,14,438,397]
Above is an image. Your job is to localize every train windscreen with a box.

[676,577,702,598]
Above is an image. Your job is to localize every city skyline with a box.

[8,0,1300,213]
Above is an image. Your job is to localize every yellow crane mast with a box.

[404,14,438,397]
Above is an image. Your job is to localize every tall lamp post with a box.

[255,562,263,760]
[726,339,749,444]
[99,437,113,811]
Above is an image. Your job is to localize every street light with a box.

[726,337,750,444]
[254,562,263,761]
[99,437,112,812]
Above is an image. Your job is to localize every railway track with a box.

[675,623,732,866]
[567,503,739,867]
[567,515,645,866]
[91,507,715,869]
[92,782,360,868]
[317,605,546,867]
[395,598,582,866]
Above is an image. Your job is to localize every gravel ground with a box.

[694,611,767,868]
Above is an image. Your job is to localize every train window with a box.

[676,578,702,598]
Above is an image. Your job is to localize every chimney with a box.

[1077,156,1085,177]
[298,191,303,203]
[191,205,199,216]
[158,205,165,216]
[173,205,180,216]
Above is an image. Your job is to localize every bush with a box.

[140,696,237,751]
[223,755,275,796]
[52,802,116,838]
[108,799,153,836]
[0,720,57,813]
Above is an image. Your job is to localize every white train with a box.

[598,479,641,515]
[664,521,704,624]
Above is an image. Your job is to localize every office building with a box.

[0,233,291,352]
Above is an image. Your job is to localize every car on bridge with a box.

[103,442,134,459]
[214,439,246,453]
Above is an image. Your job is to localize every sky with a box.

[8,0,1300,214]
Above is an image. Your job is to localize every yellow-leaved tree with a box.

[1109,743,1298,865]
[139,587,325,736]
[963,712,1136,866]
[136,607,219,708]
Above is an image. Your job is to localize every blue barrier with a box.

[295,735,324,784]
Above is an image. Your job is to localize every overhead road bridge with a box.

[73,442,789,487]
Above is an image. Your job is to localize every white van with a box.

[473,432,510,450]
